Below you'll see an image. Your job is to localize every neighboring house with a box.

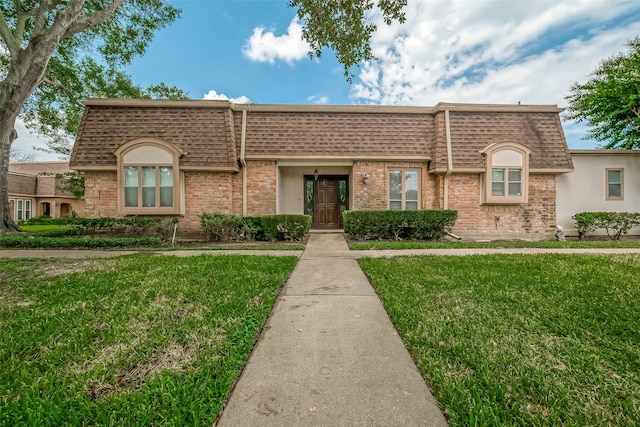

[557,150,640,236]
[8,161,83,221]
[69,99,573,240]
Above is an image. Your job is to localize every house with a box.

[557,150,640,236]
[69,99,573,240]
[8,161,83,221]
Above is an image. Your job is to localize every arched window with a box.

[480,142,531,204]
[115,138,183,214]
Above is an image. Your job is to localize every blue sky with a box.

[12,0,640,160]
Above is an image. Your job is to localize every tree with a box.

[565,37,640,149]
[290,0,407,81]
[0,0,183,232]
[1,0,407,234]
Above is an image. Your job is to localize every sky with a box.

[11,0,640,160]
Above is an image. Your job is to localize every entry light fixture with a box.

[314,169,319,181]
[363,173,369,185]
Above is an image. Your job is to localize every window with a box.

[481,143,530,204]
[389,169,419,210]
[606,169,623,200]
[124,166,174,208]
[491,168,522,197]
[14,199,31,221]
[115,138,182,215]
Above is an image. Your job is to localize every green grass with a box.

[0,255,298,426]
[165,243,305,251]
[359,254,640,426]
[349,239,640,250]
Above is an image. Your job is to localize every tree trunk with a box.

[0,88,22,234]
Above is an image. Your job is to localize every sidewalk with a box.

[216,233,448,426]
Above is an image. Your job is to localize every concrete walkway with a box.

[216,233,447,427]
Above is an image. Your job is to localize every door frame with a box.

[304,175,349,229]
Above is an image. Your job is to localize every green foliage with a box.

[572,212,640,240]
[200,213,244,242]
[343,210,458,240]
[360,254,640,426]
[349,239,640,250]
[0,235,159,248]
[200,213,311,242]
[565,37,640,148]
[19,215,176,241]
[289,0,406,80]
[0,1,186,156]
[55,171,85,199]
[572,212,599,240]
[260,214,312,241]
[0,255,297,425]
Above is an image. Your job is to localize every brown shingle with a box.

[244,111,433,159]
[70,105,238,169]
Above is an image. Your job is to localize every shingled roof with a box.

[70,99,572,172]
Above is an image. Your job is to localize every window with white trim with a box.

[13,199,32,221]
[389,169,419,210]
[481,143,530,204]
[606,169,623,200]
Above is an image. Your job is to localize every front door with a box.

[305,176,348,229]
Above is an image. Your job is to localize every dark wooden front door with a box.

[305,175,348,229]
[314,177,339,229]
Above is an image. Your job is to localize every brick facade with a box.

[245,161,277,216]
[71,101,572,241]
[445,174,556,240]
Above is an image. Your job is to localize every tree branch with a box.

[14,4,39,44]
[0,9,19,58]
[33,0,52,36]
[64,0,127,38]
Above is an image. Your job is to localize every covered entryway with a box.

[305,175,348,229]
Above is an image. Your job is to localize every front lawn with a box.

[0,255,298,426]
[350,239,640,250]
[359,254,640,426]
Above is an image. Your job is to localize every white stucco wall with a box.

[277,165,352,214]
[556,151,640,236]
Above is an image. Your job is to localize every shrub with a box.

[260,215,311,241]
[241,216,265,241]
[200,213,243,242]
[572,212,640,240]
[572,212,598,241]
[343,210,458,240]
[0,235,159,249]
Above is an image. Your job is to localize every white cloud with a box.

[308,94,330,104]
[243,18,309,64]
[202,89,251,104]
[10,118,62,161]
[349,0,640,148]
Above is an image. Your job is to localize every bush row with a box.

[573,212,640,240]
[200,214,311,242]
[20,216,177,241]
[0,235,160,249]
[343,210,458,240]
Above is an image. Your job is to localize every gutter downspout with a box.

[240,110,248,216]
[444,109,453,210]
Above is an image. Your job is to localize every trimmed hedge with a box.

[0,235,160,249]
[260,215,312,241]
[200,213,311,242]
[19,216,176,241]
[573,212,640,240]
[343,210,458,240]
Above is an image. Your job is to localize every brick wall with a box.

[353,161,433,210]
[83,172,118,218]
[246,160,277,216]
[182,171,234,232]
[446,173,556,240]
